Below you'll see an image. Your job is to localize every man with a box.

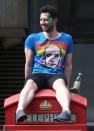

[16,5,73,122]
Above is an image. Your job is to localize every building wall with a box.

[0,0,27,28]
[0,0,27,49]
[73,43,94,122]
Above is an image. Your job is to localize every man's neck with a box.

[43,29,61,40]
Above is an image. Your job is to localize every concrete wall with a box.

[73,43,94,122]
[0,0,27,27]
[0,0,27,48]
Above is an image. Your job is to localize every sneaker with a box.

[54,111,71,122]
[16,110,27,122]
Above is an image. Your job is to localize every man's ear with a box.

[54,18,57,24]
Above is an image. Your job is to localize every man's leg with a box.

[16,79,38,122]
[52,79,71,121]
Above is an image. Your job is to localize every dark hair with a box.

[40,5,58,19]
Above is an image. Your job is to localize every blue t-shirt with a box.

[25,32,73,74]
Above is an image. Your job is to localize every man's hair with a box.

[40,5,58,19]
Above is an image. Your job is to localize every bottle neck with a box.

[76,75,81,82]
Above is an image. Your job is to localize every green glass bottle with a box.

[73,73,82,89]
[70,73,82,93]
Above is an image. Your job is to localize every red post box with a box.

[4,89,88,131]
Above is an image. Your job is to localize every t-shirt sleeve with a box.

[24,33,35,51]
[67,35,73,54]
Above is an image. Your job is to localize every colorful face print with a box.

[36,41,67,68]
[44,45,61,67]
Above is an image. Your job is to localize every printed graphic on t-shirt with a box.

[36,41,67,68]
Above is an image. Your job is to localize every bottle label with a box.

[73,81,81,89]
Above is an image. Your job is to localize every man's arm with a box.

[64,53,73,88]
[24,47,34,79]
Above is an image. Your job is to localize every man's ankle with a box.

[16,108,23,113]
[62,109,71,114]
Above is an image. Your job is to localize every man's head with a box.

[40,5,58,32]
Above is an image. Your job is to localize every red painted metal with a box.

[4,89,88,131]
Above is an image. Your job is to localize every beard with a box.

[41,24,54,33]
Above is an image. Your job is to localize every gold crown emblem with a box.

[40,100,52,110]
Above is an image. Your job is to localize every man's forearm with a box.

[25,64,32,79]
[64,65,72,88]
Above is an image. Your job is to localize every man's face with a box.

[40,13,54,32]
